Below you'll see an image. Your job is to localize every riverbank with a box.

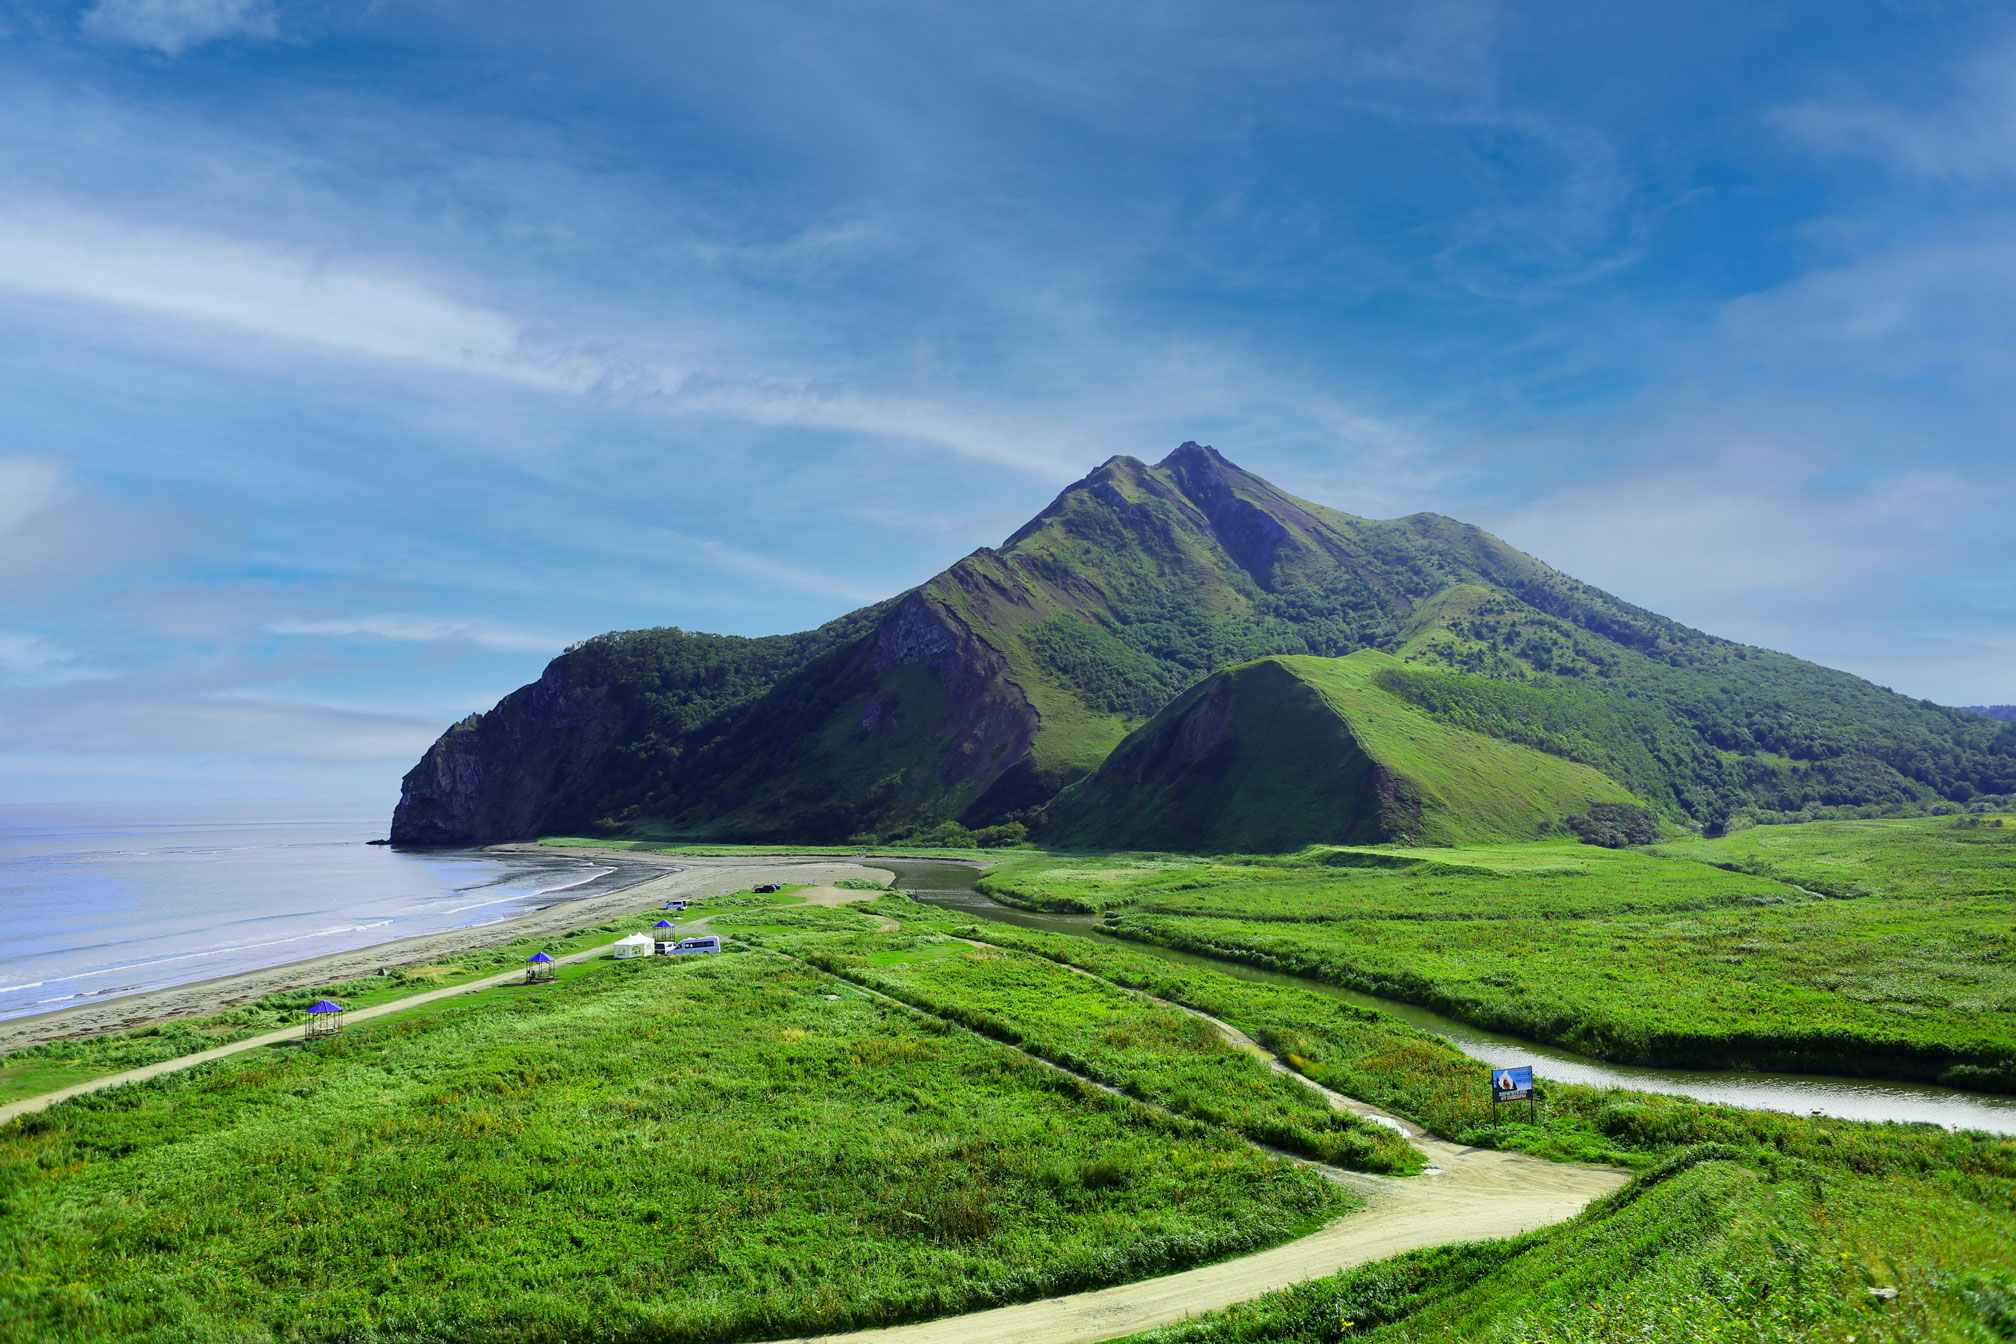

[0,853,892,1053]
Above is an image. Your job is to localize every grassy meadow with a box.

[0,948,1343,1344]
[980,819,2016,1088]
[0,918,649,1106]
[749,925,1414,1173]
[1123,1145,2016,1344]
[853,906,2016,1344]
[9,829,2016,1344]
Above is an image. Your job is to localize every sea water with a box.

[0,800,659,1024]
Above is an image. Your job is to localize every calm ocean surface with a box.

[0,801,661,1023]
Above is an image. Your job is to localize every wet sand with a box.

[0,850,895,1053]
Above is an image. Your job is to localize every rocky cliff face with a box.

[855,588,1041,793]
[390,666,629,845]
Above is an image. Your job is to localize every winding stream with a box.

[878,858,2016,1136]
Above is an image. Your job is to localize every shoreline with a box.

[0,850,910,1053]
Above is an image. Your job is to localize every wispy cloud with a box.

[82,0,278,56]
[0,632,113,688]
[0,206,587,389]
[266,615,582,653]
[658,528,895,607]
[0,686,441,762]
[0,454,213,600]
[1774,39,2016,182]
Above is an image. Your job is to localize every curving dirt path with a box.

[5,868,1630,1344]
[770,935,1630,1344]
[775,1142,1615,1344]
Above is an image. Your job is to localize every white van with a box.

[667,935,721,956]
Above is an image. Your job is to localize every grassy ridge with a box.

[1041,652,1642,852]
[0,951,1341,1344]
[1124,900,2016,1082]
[979,842,1784,919]
[979,822,2016,1086]
[758,926,1414,1173]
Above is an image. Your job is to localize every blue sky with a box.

[2,0,2012,810]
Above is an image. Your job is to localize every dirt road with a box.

[771,936,1631,1344]
[778,1139,1618,1344]
[6,861,1630,1344]
[0,857,892,1052]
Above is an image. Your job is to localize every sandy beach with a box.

[0,850,902,1053]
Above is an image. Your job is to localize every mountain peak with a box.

[393,442,2016,848]
[1159,440,1232,470]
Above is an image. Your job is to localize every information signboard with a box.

[1490,1065,1534,1103]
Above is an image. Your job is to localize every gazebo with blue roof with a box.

[304,999,345,1039]
[524,951,557,984]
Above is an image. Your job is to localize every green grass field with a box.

[11,841,2016,1344]
[0,950,1343,1344]
[0,886,817,1107]
[979,820,2016,1088]
[0,918,646,1106]
[1123,1147,2016,1344]
[752,925,1414,1173]
[848,907,2016,1343]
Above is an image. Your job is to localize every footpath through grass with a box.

[979,820,2016,1089]
[1119,1144,2016,1344]
[0,948,1342,1344]
[749,924,1414,1173]
[0,918,647,1106]
[847,897,2016,1344]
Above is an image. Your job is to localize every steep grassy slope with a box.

[1043,652,1638,851]
[394,443,2016,845]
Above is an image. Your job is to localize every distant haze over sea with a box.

[0,801,652,1023]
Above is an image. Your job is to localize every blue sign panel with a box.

[1490,1065,1534,1103]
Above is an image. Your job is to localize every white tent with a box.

[614,933,655,959]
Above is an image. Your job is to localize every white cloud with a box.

[82,0,279,56]
[1774,41,2016,182]
[1718,240,2016,380]
[0,206,589,390]
[1495,456,1971,604]
[266,614,577,652]
[0,632,113,687]
[0,454,212,599]
[0,685,442,762]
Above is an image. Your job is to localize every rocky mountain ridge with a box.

[393,444,2016,847]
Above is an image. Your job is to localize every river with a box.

[878,858,2016,1136]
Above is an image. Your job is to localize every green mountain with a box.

[1043,651,1640,852]
[391,443,2016,846]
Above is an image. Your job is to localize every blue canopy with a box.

[306,999,344,1014]
[653,919,673,927]
[527,952,554,964]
